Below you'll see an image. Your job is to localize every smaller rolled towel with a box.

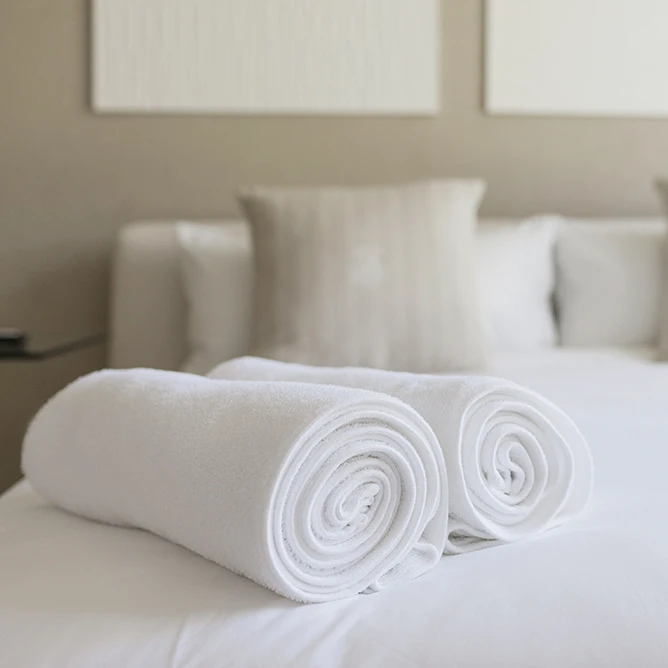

[210,358,594,554]
[22,369,448,603]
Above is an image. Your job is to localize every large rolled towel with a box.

[209,358,594,554]
[22,369,448,603]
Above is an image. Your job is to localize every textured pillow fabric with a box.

[177,222,253,374]
[238,180,488,372]
[175,214,558,376]
[478,217,560,351]
[556,219,665,347]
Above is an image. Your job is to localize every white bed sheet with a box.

[2,348,668,667]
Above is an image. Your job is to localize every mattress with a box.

[2,349,668,667]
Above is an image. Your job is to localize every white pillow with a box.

[556,220,665,347]
[177,215,560,373]
[478,217,559,351]
[177,222,253,374]
[238,180,488,373]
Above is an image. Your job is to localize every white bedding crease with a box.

[21,369,448,603]
[209,358,594,553]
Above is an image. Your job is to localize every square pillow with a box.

[175,214,558,375]
[556,219,665,347]
[478,217,560,351]
[177,222,253,374]
[238,180,488,372]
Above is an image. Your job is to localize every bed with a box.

[2,221,668,667]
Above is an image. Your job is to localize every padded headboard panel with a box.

[110,220,239,369]
[111,217,664,371]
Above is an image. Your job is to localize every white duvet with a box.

[1,349,668,668]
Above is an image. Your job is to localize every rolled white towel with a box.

[209,358,594,554]
[22,369,448,603]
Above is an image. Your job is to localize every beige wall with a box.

[2,0,668,491]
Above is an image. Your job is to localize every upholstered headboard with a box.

[110,220,235,370]
[110,217,665,371]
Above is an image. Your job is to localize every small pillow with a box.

[556,219,665,347]
[177,222,253,374]
[478,217,560,351]
[238,180,488,372]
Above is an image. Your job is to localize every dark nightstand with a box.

[0,329,106,361]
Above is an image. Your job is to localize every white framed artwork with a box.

[92,0,440,116]
[486,0,668,117]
